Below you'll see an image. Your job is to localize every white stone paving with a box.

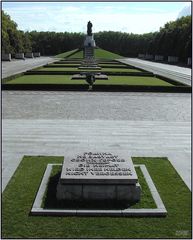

[118,58,192,86]
[2,56,57,79]
[2,119,191,192]
[2,90,191,192]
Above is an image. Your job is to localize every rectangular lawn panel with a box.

[95,48,123,59]
[55,49,79,58]
[95,76,174,86]
[6,75,87,84]
[68,48,123,59]
[2,156,191,238]
[38,67,142,73]
[68,50,83,58]
[6,75,174,86]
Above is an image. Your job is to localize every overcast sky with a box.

[2,2,191,34]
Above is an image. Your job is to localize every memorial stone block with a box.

[168,56,178,63]
[15,53,25,59]
[2,53,11,61]
[138,54,145,59]
[145,54,153,60]
[33,52,41,57]
[154,55,164,61]
[57,152,141,202]
[25,52,34,58]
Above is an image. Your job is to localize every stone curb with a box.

[31,163,167,217]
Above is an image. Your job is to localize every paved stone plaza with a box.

[2,90,191,192]
[2,57,56,79]
[119,58,191,86]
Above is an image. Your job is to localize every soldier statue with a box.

[87,21,93,36]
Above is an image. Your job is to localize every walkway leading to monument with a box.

[118,58,191,86]
[2,119,191,192]
[2,56,56,79]
[2,91,191,192]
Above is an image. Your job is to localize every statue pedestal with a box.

[84,35,96,47]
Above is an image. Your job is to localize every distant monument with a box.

[87,21,92,36]
[84,21,96,50]
[71,22,108,90]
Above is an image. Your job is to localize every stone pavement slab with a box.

[2,91,191,122]
[2,91,191,192]
[118,58,191,86]
[2,56,57,79]
[2,119,191,192]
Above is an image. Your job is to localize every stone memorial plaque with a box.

[60,152,138,184]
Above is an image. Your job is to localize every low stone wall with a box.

[2,53,11,61]
[15,53,25,59]
[33,52,41,57]
[168,56,178,63]
[25,52,34,58]
[155,55,164,61]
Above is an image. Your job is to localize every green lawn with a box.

[48,64,128,68]
[38,67,141,73]
[6,75,173,86]
[68,50,83,58]
[2,156,191,238]
[55,49,79,58]
[68,48,123,59]
[95,48,123,59]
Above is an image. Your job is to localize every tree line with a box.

[2,10,191,62]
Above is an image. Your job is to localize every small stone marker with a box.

[138,53,145,59]
[2,53,11,61]
[154,55,164,61]
[33,52,41,57]
[168,56,178,63]
[145,54,153,60]
[71,74,108,80]
[25,52,34,58]
[57,152,141,202]
[15,53,25,59]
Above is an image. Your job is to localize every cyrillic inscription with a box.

[65,152,132,176]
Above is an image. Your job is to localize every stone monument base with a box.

[84,35,96,47]
[56,152,141,203]
[57,182,140,202]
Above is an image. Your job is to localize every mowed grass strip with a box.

[55,49,79,58]
[95,48,123,59]
[2,156,191,238]
[49,64,128,68]
[68,48,123,59]
[38,67,141,73]
[68,50,83,58]
[6,75,174,86]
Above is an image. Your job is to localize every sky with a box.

[2,2,191,34]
